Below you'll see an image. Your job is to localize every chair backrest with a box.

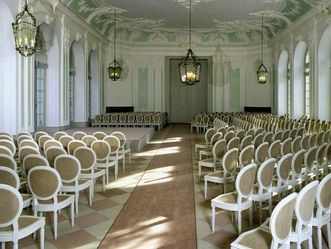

[291,149,305,176]
[253,133,264,149]
[74,147,96,171]
[103,135,120,155]
[327,143,331,164]
[217,127,226,137]
[263,132,273,144]
[227,137,240,150]
[28,166,61,201]
[204,128,216,144]
[34,131,48,143]
[54,155,81,184]
[18,146,40,164]
[281,129,290,141]
[281,138,292,156]
[224,131,235,144]
[268,140,281,159]
[73,131,87,141]
[241,135,253,149]
[0,184,23,229]
[0,146,14,158]
[316,132,324,145]
[316,173,331,211]
[44,140,63,152]
[245,129,255,138]
[23,154,49,175]
[91,140,110,162]
[309,133,317,147]
[236,130,245,142]
[258,158,276,190]
[210,132,222,146]
[272,131,282,142]
[277,153,292,181]
[316,143,327,166]
[0,154,17,171]
[300,135,310,150]
[0,134,13,142]
[93,131,107,140]
[212,139,226,161]
[59,135,74,151]
[304,146,317,172]
[67,140,86,155]
[270,193,297,245]
[291,136,302,153]
[255,128,263,137]
[19,139,39,150]
[0,139,16,155]
[222,148,239,174]
[236,163,257,198]
[255,142,269,164]
[45,146,67,167]
[38,135,53,149]
[295,181,319,226]
[323,130,331,143]
[0,166,20,189]
[111,131,126,148]
[82,135,97,147]
[53,131,67,141]
[17,131,32,139]
[17,135,33,145]
[239,145,254,169]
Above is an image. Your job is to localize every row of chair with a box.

[91,112,167,130]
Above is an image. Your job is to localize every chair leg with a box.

[249,206,253,227]
[327,221,331,249]
[71,202,75,227]
[259,201,262,222]
[115,162,118,179]
[13,241,18,249]
[204,180,207,199]
[54,211,58,240]
[238,211,242,234]
[40,225,45,249]
[317,227,322,249]
[212,206,216,233]
[1,242,5,249]
[102,174,105,192]
[106,168,109,184]
[75,192,79,215]
[198,163,201,177]
[269,195,272,215]
[89,184,92,207]
[308,237,313,249]
[296,242,301,249]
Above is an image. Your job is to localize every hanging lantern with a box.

[179,0,201,86]
[179,49,201,85]
[108,59,122,81]
[257,63,268,84]
[108,10,122,81]
[256,13,268,84]
[12,0,39,57]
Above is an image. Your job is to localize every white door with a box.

[170,59,208,123]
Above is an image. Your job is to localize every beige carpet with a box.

[99,124,197,249]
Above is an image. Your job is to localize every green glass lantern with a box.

[108,59,122,81]
[12,0,39,57]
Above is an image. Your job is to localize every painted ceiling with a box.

[63,0,316,44]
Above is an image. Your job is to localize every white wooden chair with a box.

[211,163,257,234]
[28,166,75,240]
[0,184,45,249]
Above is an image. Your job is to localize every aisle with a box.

[99,124,197,249]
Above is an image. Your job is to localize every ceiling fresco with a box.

[63,0,317,44]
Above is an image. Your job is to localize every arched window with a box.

[304,50,310,117]
[287,59,291,116]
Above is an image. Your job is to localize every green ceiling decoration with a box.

[65,0,313,44]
